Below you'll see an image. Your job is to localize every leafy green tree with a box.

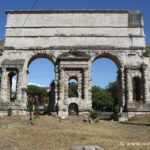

[106,81,118,105]
[69,82,78,97]
[92,86,114,111]
[27,85,48,105]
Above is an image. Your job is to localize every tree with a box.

[68,82,78,97]
[106,81,118,105]
[91,86,114,111]
[27,85,48,106]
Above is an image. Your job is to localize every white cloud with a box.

[12,79,48,92]
[28,82,47,87]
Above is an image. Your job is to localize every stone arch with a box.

[69,76,78,81]
[27,52,56,67]
[91,51,124,109]
[91,51,124,69]
[68,103,79,115]
[26,52,56,113]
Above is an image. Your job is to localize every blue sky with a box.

[28,58,117,88]
[0,0,149,88]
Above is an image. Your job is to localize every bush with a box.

[90,110,98,120]
[143,47,150,57]
[44,105,48,113]
[33,114,40,119]
[114,104,120,114]
[80,136,87,140]
[113,104,120,121]
[94,117,100,123]
[28,105,33,112]
[7,108,12,116]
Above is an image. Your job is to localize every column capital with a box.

[18,67,23,72]
[125,68,131,74]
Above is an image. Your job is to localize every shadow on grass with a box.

[119,121,150,126]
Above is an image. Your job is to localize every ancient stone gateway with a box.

[0,10,150,119]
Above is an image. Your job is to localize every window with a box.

[68,78,78,98]
[8,72,17,101]
[132,77,142,102]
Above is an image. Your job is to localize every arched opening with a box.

[132,77,142,103]
[8,71,17,102]
[68,103,78,115]
[68,77,78,98]
[92,53,122,113]
[27,55,55,114]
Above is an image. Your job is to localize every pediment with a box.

[58,50,90,60]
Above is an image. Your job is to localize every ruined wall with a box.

[0,10,149,118]
[5,10,145,49]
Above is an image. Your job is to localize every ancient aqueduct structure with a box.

[0,10,150,119]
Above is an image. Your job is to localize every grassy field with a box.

[0,115,150,150]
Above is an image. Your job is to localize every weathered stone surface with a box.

[83,146,104,150]
[0,9,150,119]
[71,146,83,150]
[5,10,145,49]
[71,145,104,150]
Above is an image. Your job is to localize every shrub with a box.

[94,117,100,123]
[114,104,120,114]
[33,114,40,119]
[143,47,150,57]
[80,136,87,140]
[90,110,98,120]
[28,105,33,112]
[7,108,12,116]
[113,104,120,121]
[44,105,48,113]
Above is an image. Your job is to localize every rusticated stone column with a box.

[88,63,92,102]
[83,68,88,100]
[54,65,58,105]
[59,67,64,101]
[120,68,125,111]
[77,76,82,98]
[126,68,133,104]
[21,69,28,109]
[0,68,8,102]
[16,68,23,101]
[142,64,150,103]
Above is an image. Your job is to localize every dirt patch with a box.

[0,115,150,150]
